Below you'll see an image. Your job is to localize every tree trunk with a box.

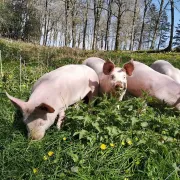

[150,0,164,49]
[129,0,138,51]
[157,28,163,50]
[138,0,148,50]
[101,34,104,49]
[92,0,97,50]
[43,0,48,45]
[71,0,77,48]
[44,11,51,46]
[105,0,112,51]
[114,6,121,51]
[114,1,127,51]
[71,16,76,48]
[164,0,174,52]
[77,32,81,48]
[82,1,89,50]
[64,0,69,46]
[92,0,103,50]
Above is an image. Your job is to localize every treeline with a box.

[0,0,179,51]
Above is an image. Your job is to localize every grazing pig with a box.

[83,57,134,100]
[6,65,99,140]
[151,60,180,84]
[127,60,180,110]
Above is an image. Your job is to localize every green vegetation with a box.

[0,39,180,180]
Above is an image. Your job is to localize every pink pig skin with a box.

[151,60,180,84]
[127,61,180,110]
[6,65,99,140]
[83,57,134,101]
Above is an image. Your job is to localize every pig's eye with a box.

[124,76,126,79]
[111,75,115,79]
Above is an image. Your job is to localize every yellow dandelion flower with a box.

[110,143,115,147]
[124,178,129,180]
[63,137,67,141]
[121,140,125,146]
[100,144,107,150]
[43,155,48,161]
[48,151,54,157]
[33,168,38,174]
[127,139,133,145]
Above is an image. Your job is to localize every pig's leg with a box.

[57,111,65,130]
[87,86,99,101]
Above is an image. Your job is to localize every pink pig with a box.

[127,60,180,110]
[6,65,99,140]
[83,57,134,100]
[151,60,180,84]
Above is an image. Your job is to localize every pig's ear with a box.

[36,103,55,113]
[123,59,134,76]
[103,60,115,75]
[6,92,27,112]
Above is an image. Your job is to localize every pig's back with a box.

[151,60,174,75]
[33,64,98,90]
[151,60,180,84]
[83,57,105,75]
[31,65,99,106]
[127,61,173,96]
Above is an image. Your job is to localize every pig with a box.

[151,60,180,84]
[83,57,134,100]
[127,60,180,110]
[6,64,99,140]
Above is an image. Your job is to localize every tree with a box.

[173,20,180,47]
[82,0,89,50]
[157,10,170,49]
[104,0,112,50]
[138,0,152,50]
[42,0,49,45]
[129,0,138,50]
[92,0,103,50]
[150,0,164,49]
[145,3,159,49]
[64,0,70,46]
[164,0,174,51]
[70,0,78,48]
[114,0,129,50]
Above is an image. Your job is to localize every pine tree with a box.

[157,10,170,49]
[173,20,180,47]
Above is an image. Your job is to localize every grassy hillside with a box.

[0,38,180,180]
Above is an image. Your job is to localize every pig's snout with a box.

[29,130,45,140]
[115,82,126,90]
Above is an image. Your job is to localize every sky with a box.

[153,0,180,27]
[174,7,180,26]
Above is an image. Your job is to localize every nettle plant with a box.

[64,94,179,146]
[60,94,179,178]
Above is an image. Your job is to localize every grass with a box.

[0,38,180,180]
